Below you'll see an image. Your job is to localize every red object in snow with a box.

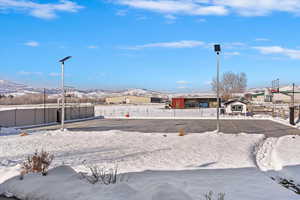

[125,113,130,118]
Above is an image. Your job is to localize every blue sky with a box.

[1,0,300,92]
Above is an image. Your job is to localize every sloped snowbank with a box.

[255,135,300,195]
[0,128,21,136]
[2,130,300,199]
[276,135,300,167]
[1,165,299,200]
[256,135,300,172]
[255,137,282,171]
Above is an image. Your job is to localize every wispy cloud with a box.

[87,45,99,49]
[116,0,228,16]
[176,80,190,84]
[177,86,188,89]
[254,46,300,59]
[24,41,39,47]
[122,40,205,50]
[18,71,42,75]
[204,42,246,50]
[196,18,206,23]
[255,38,270,42]
[136,15,148,20]
[115,0,300,17]
[214,0,300,16]
[0,0,83,19]
[204,80,212,85]
[223,42,246,49]
[224,51,240,56]
[164,14,176,20]
[49,72,60,77]
[116,9,128,16]
[164,14,176,23]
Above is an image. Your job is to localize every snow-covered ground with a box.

[95,104,222,118]
[0,128,21,136]
[95,104,273,120]
[1,129,300,199]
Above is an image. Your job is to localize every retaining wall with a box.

[0,106,94,127]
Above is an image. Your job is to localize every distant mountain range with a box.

[5,79,295,99]
[0,80,166,98]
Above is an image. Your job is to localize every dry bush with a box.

[204,191,225,200]
[0,93,104,105]
[178,128,185,136]
[20,150,54,179]
[0,93,57,105]
[82,164,119,185]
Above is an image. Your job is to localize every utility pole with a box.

[61,61,65,130]
[290,83,295,125]
[44,88,46,124]
[214,44,221,132]
[293,83,295,108]
[59,56,72,131]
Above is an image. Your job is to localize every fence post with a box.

[34,108,37,125]
[79,105,81,119]
[14,109,17,127]
[298,106,300,120]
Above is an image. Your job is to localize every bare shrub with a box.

[211,71,247,100]
[204,191,225,200]
[178,128,185,136]
[82,164,119,185]
[20,150,54,179]
[0,93,104,105]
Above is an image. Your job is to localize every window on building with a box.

[199,102,209,108]
[231,105,243,112]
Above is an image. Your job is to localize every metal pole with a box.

[44,88,46,124]
[293,83,295,108]
[216,52,220,132]
[61,62,65,131]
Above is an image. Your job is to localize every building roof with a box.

[172,95,217,99]
[224,99,249,105]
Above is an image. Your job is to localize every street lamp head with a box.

[59,56,72,63]
[214,44,221,54]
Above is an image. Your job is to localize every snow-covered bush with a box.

[20,150,54,179]
[204,191,225,200]
[82,164,118,185]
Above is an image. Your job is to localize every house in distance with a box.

[224,99,249,114]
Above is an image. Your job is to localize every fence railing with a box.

[0,105,95,127]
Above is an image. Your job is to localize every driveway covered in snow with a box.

[28,119,300,137]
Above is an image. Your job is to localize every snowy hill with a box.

[0,80,61,96]
[117,88,163,97]
[0,80,166,98]
[0,79,219,99]
[0,80,29,94]
[248,84,300,94]
[279,85,300,92]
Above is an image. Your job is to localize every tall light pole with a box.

[59,56,72,131]
[214,44,221,132]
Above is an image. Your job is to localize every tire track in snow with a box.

[255,137,282,171]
